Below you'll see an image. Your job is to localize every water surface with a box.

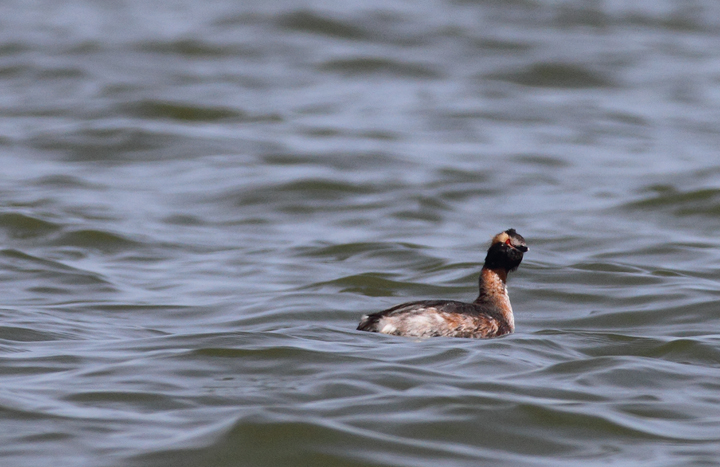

[1,1,720,466]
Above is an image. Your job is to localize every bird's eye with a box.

[505,238,527,252]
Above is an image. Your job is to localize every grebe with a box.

[357,229,527,338]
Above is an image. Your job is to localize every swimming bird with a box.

[357,229,527,338]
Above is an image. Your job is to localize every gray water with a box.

[2,1,720,466]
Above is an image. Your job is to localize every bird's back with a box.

[357,300,512,338]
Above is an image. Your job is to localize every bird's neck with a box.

[474,267,514,330]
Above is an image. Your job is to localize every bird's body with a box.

[357,229,527,339]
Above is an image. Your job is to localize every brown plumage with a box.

[357,229,528,339]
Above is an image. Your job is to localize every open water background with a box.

[2,1,720,466]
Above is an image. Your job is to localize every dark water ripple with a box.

[2,0,720,466]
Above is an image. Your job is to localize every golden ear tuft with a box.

[491,231,510,245]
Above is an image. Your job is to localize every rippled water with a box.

[2,1,720,466]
